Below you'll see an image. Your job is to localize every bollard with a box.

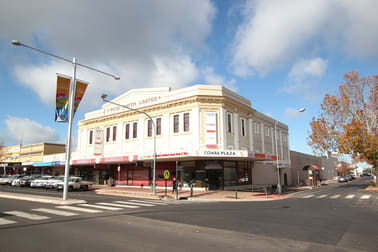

[190,183,193,198]
[235,187,238,199]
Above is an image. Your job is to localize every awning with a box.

[303,164,319,171]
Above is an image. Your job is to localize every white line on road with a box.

[129,200,169,205]
[79,204,122,211]
[114,201,156,207]
[0,217,17,225]
[316,195,328,198]
[57,205,103,213]
[330,195,341,199]
[302,195,315,198]
[345,195,355,199]
[360,195,371,199]
[32,208,78,216]
[4,211,50,220]
[96,203,140,208]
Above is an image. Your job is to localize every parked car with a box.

[55,177,93,191]
[0,175,10,185]
[30,175,53,188]
[338,176,348,182]
[5,174,25,185]
[19,175,41,187]
[44,176,65,189]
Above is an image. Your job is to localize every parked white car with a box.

[4,174,25,185]
[55,177,93,191]
[0,175,10,185]
[30,176,53,188]
[44,176,65,189]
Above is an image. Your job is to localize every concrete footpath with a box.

[93,185,289,201]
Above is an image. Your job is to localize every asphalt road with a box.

[0,177,377,252]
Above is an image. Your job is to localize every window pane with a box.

[113,126,117,141]
[156,118,161,135]
[148,120,152,137]
[174,115,179,133]
[133,122,137,138]
[125,124,130,139]
[89,130,93,144]
[227,114,232,133]
[184,113,189,132]
[106,127,110,142]
[241,119,245,136]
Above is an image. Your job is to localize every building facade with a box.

[74,85,290,190]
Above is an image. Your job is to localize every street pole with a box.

[12,40,120,200]
[62,57,77,200]
[101,95,157,195]
[275,121,281,194]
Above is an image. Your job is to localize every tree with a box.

[308,71,378,172]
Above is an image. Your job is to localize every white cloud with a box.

[289,58,328,81]
[5,117,60,145]
[231,0,378,76]
[202,67,238,91]
[3,0,215,109]
[281,57,327,102]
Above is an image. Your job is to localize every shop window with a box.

[147,120,153,137]
[112,126,117,141]
[227,113,232,133]
[88,130,93,145]
[156,118,161,136]
[173,114,179,133]
[265,127,270,137]
[125,123,130,140]
[184,113,190,132]
[254,123,260,134]
[133,122,138,139]
[241,118,246,136]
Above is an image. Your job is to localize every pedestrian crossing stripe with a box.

[303,195,314,198]
[360,195,370,199]
[330,195,341,199]
[79,204,122,211]
[4,211,50,220]
[316,195,328,198]
[0,217,17,225]
[57,205,103,213]
[114,201,156,207]
[32,208,78,216]
[129,199,169,205]
[96,202,140,208]
[345,195,355,199]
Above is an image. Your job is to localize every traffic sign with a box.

[164,170,170,180]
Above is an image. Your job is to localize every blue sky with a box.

[0,0,377,156]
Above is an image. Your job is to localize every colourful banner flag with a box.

[55,74,88,122]
[55,74,71,122]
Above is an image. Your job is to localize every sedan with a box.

[338,176,348,182]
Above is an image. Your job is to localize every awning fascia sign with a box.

[72,158,97,165]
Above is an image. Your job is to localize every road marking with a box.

[32,208,78,216]
[302,195,315,198]
[330,195,341,199]
[57,206,102,213]
[360,195,371,199]
[0,218,17,225]
[129,200,169,205]
[114,201,156,207]
[4,211,50,220]
[316,195,328,198]
[96,203,140,208]
[345,195,355,199]
[78,204,122,211]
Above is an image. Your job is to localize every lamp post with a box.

[101,94,157,195]
[12,40,120,200]
[275,108,305,194]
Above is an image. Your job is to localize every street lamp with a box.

[275,107,305,194]
[101,94,157,195]
[12,40,120,200]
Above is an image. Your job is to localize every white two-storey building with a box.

[73,85,291,190]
